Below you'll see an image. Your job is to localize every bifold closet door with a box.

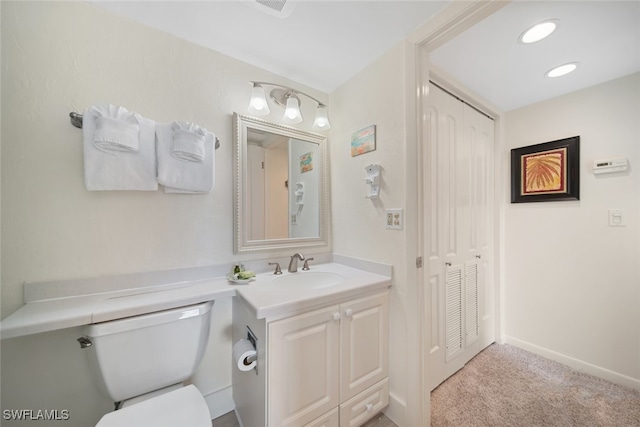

[425,83,495,391]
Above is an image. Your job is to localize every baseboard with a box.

[504,336,640,391]
[203,385,235,420]
[384,391,406,427]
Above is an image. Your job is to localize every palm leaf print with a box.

[523,149,565,193]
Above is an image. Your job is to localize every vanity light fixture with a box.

[546,62,578,78]
[248,81,331,130]
[519,20,558,44]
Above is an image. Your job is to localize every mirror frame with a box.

[233,113,329,253]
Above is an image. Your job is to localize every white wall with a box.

[330,43,412,425]
[504,73,640,388]
[0,2,329,426]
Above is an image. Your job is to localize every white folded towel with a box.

[156,121,215,193]
[94,116,140,154]
[83,105,158,191]
[171,121,206,162]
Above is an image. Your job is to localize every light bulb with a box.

[283,95,302,124]
[313,105,331,130]
[248,84,270,116]
[520,21,557,44]
[546,63,577,78]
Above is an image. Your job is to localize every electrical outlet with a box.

[385,209,403,230]
[291,213,298,225]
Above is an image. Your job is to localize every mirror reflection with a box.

[246,129,319,240]
[233,113,328,253]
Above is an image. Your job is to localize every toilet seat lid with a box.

[95,385,210,427]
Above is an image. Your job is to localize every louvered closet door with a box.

[445,265,463,362]
[465,261,480,346]
[425,83,495,391]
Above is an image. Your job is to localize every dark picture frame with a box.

[511,136,580,203]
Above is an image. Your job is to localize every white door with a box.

[340,293,389,402]
[268,305,341,427]
[247,144,266,240]
[264,141,289,239]
[424,82,495,391]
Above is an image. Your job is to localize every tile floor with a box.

[211,410,240,427]
[212,411,397,427]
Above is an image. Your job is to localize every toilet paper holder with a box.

[246,326,258,374]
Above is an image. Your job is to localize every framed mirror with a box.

[233,113,329,253]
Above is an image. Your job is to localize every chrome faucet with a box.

[288,253,305,273]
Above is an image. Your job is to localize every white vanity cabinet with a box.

[267,292,389,427]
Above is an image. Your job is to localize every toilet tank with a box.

[83,300,214,402]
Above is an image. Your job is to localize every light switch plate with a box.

[608,209,625,227]
[385,209,403,230]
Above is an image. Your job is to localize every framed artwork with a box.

[351,125,376,157]
[300,152,313,173]
[511,136,580,203]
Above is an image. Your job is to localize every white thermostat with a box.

[593,158,628,175]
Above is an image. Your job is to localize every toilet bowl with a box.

[80,300,215,427]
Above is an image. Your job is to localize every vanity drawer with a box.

[304,408,339,427]
[339,378,389,427]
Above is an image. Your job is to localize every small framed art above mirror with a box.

[233,113,329,253]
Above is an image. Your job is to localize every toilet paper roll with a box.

[233,339,257,372]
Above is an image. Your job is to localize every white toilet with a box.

[80,300,215,427]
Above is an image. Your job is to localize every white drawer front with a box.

[304,408,339,427]
[339,378,389,427]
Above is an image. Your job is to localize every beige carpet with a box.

[431,344,640,426]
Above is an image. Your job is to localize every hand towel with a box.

[94,115,140,154]
[83,105,158,191]
[171,121,206,162]
[156,121,215,193]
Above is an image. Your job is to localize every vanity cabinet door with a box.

[340,293,389,402]
[268,305,341,427]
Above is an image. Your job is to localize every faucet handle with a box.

[268,262,282,275]
[302,258,314,271]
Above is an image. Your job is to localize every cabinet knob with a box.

[333,312,341,321]
[344,308,353,318]
[366,403,373,412]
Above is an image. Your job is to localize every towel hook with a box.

[69,112,221,150]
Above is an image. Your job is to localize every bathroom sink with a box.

[272,272,344,289]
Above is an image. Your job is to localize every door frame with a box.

[403,1,509,425]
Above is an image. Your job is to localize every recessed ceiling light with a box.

[519,20,558,44]
[546,63,578,78]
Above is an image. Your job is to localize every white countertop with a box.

[1,256,391,339]
[237,263,391,319]
[0,278,236,339]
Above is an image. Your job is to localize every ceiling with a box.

[89,0,449,93]
[90,0,640,112]
[430,0,640,111]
